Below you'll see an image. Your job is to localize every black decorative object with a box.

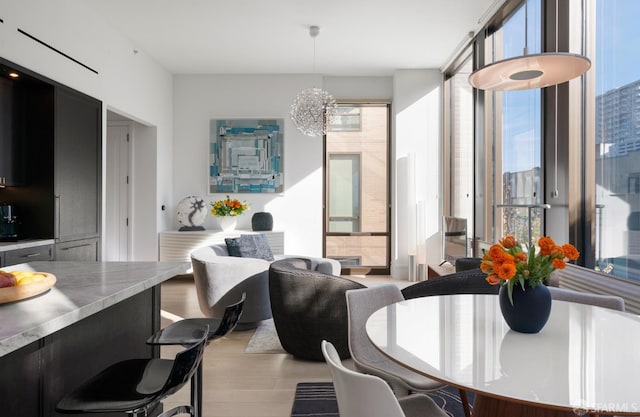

[252,212,273,231]
[499,283,551,334]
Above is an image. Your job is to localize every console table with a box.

[159,230,285,262]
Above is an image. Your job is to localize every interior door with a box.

[324,103,391,274]
[105,123,130,261]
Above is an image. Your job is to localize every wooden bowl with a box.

[0,273,57,304]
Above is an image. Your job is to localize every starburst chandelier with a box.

[290,26,338,137]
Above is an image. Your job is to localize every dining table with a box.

[365,293,640,416]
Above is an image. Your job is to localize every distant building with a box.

[596,79,640,157]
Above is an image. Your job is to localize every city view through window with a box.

[594,0,640,280]
[498,0,543,246]
[494,0,640,283]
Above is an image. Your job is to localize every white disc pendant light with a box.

[469,0,590,91]
[468,52,591,91]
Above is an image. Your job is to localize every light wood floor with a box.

[160,275,409,417]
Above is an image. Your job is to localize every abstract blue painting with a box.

[209,119,284,194]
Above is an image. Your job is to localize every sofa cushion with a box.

[225,234,275,261]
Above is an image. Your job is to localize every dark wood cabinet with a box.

[54,86,101,260]
[3,244,53,266]
[0,71,53,189]
[0,287,160,417]
[0,58,101,258]
[54,237,99,261]
[0,76,19,186]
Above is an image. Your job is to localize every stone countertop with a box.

[0,261,189,357]
[0,239,55,252]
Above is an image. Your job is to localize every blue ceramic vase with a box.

[499,283,551,333]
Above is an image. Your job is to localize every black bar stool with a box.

[147,294,245,417]
[56,326,209,417]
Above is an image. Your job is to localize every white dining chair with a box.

[345,285,472,417]
[345,285,444,394]
[321,340,448,417]
[548,286,625,311]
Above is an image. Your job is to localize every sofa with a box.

[268,258,365,361]
[191,241,341,330]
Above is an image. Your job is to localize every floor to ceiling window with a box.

[447,0,546,254]
[324,103,390,274]
[592,0,640,281]
[443,0,640,299]
[491,0,544,247]
[450,58,475,252]
[444,54,475,259]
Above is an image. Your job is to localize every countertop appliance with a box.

[0,203,19,241]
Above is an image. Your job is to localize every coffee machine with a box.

[0,203,19,241]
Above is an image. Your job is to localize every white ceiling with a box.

[81,0,496,76]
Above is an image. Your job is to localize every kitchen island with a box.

[0,261,189,416]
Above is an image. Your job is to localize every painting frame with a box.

[208,118,284,194]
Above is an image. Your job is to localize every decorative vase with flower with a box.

[210,195,249,232]
[482,235,580,333]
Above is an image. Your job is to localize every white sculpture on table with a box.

[177,196,208,231]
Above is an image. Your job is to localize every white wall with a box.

[324,76,393,100]
[173,74,323,256]
[1,0,442,264]
[172,75,394,257]
[1,0,174,260]
[392,69,443,279]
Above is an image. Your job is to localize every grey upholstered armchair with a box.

[191,243,342,330]
[191,244,273,329]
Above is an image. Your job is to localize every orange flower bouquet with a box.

[210,195,248,217]
[482,235,580,304]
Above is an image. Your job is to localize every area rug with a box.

[244,318,285,353]
[290,382,473,417]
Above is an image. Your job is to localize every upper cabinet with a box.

[0,76,19,186]
[0,74,49,187]
[55,86,101,245]
[0,57,101,260]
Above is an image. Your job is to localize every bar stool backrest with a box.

[213,293,246,339]
[160,326,209,398]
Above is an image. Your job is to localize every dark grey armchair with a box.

[268,258,365,361]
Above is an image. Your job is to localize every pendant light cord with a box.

[552,0,559,198]
[523,1,529,55]
[313,35,316,73]
[553,85,559,198]
[555,0,559,53]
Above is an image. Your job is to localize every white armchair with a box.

[190,243,341,329]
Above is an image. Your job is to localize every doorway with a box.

[105,118,131,261]
[324,103,391,274]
